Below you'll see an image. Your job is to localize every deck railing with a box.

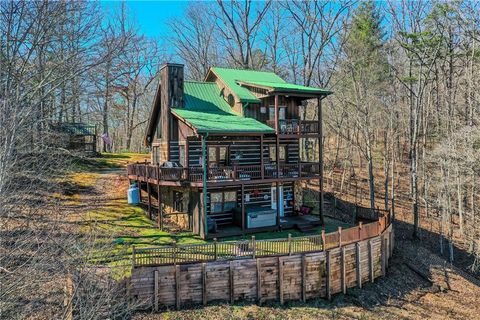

[266,119,319,134]
[132,207,392,267]
[127,162,320,183]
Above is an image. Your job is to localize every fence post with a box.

[326,250,331,301]
[202,263,207,306]
[368,240,374,283]
[154,270,159,312]
[173,240,178,265]
[288,233,292,255]
[252,236,256,259]
[358,221,363,240]
[213,238,218,261]
[321,230,326,250]
[338,226,342,247]
[132,246,136,267]
[356,242,362,288]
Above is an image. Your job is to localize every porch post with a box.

[275,94,281,228]
[274,94,279,134]
[202,134,208,237]
[318,97,325,226]
[156,164,162,230]
[146,168,152,220]
[260,134,264,180]
[241,184,245,235]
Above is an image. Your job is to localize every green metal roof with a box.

[210,67,332,101]
[172,81,274,134]
[210,67,286,103]
[240,80,333,95]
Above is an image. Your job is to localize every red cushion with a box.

[300,206,310,215]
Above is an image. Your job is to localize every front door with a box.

[271,185,285,217]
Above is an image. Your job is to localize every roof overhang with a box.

[144,78,162,147]
[237,80,333,98]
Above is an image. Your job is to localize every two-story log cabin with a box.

[127,63,332,239]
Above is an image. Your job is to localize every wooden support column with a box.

[185,138,190,168]
[260,134,264,180]
[137,176,142,203]
[275,94,281,228]
[146,169,152,220]
[256,259,262,305]
[274,94,279,133]
[201,135,208,238]
[318,97,325,225]
[156,165,162,230]
[241,184,245,235]
[356,242,362,288]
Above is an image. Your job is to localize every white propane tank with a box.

[127,183,140,205]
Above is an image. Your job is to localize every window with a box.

[268,106,286,120]
[211,192,223,213]
[210,191,237,213]
[179,145,185,167]
[228,94,235,108]
[269,145,286,162]
[208,146,228,167]
[173,191,184,212]
[224,191,237,211]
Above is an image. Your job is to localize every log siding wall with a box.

[130,225,393,310]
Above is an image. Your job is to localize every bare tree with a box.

[168,2,219,80]
[215,0,271,69]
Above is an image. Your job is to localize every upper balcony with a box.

[127,162,320,186]
[265,119,320,135]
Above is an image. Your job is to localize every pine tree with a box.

[336,1,390,210]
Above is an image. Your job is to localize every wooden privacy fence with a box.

[132,208,391,267]
[129,224,393,310]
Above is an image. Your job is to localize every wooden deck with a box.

[127,162,320,186]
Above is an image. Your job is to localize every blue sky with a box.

[100,1,191,38]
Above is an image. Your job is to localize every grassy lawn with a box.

[65,152,353,276]
[72,152,149,172]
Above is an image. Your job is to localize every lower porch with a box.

[205,214,322,240]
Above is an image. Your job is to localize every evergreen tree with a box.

[335,1,390,210]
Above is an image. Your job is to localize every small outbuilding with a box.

[53,122,97,154]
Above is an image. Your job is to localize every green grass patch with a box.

[85,196,205,270]
[71,152,149,172]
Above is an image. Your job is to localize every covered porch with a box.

[204,181,322,239]
[205,214,322,240]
